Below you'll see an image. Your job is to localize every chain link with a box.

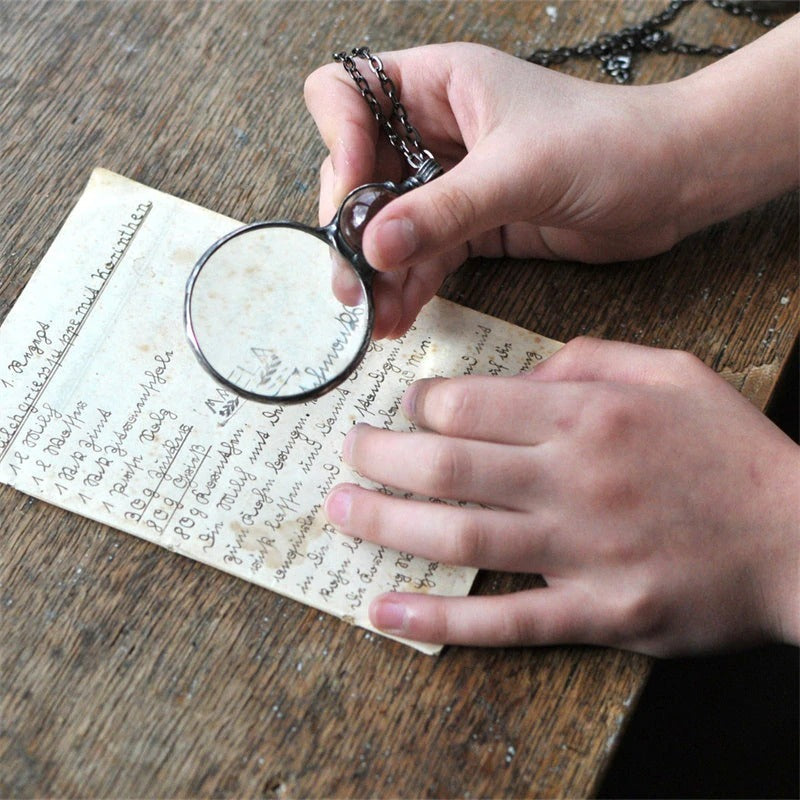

[527,0,784,83]
[334,47,434,170]
[333,47,433,170]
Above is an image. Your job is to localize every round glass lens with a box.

[187,224,371,402]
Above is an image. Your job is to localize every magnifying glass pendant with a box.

[183,159,442,405]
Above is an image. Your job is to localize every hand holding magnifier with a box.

[184,48,441,404]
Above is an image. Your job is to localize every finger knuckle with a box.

[665,348,705,378]
[302,69,323,103]
[541,336,601,380]
[561,335,601,363]
[588,388,639,442]
[608,581,669,644]
[432,184,478,236]
[426,381,475,434]
[356,494,383,541]
[424,440,467,498]
[585,474,642,516]
[498,606,536,645]
[449,516,486,566]
[429,601,453,643]
[519,511,557,563]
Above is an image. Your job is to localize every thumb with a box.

[361,143,527,271]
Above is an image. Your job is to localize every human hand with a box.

[323,338,800,655]
[305,43,685,338]
[305,23,798,339]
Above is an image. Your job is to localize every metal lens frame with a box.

[184,218,375,405]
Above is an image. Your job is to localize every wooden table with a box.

[1,2,796,797]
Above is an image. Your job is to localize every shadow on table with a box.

[598,644,799,799]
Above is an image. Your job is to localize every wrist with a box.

[669,17,799,239]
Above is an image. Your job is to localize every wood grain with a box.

[1,2,796,797]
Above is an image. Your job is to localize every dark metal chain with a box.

[333,47,434,170]
[527,0,786,83]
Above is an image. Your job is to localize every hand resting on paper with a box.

[324,338,800,655]
[305,17,799,339]
[312,19,800,653]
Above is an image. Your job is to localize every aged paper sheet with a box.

[0,169,561,653]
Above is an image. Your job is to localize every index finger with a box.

[403,375,589,446]
[304,62,378,205]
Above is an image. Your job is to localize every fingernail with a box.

[342,423,366,464]
[402,378,437,422]
[401,382,419,420]
[342,426,356,463]
[324,485,351,526]
[374,218,418,265]
[371,598,408,634]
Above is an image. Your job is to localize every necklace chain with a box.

[527,0,782,83]
[333,47,434,171]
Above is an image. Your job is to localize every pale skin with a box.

[304,16,800,654]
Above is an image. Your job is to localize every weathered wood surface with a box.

[1,2,796,797]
